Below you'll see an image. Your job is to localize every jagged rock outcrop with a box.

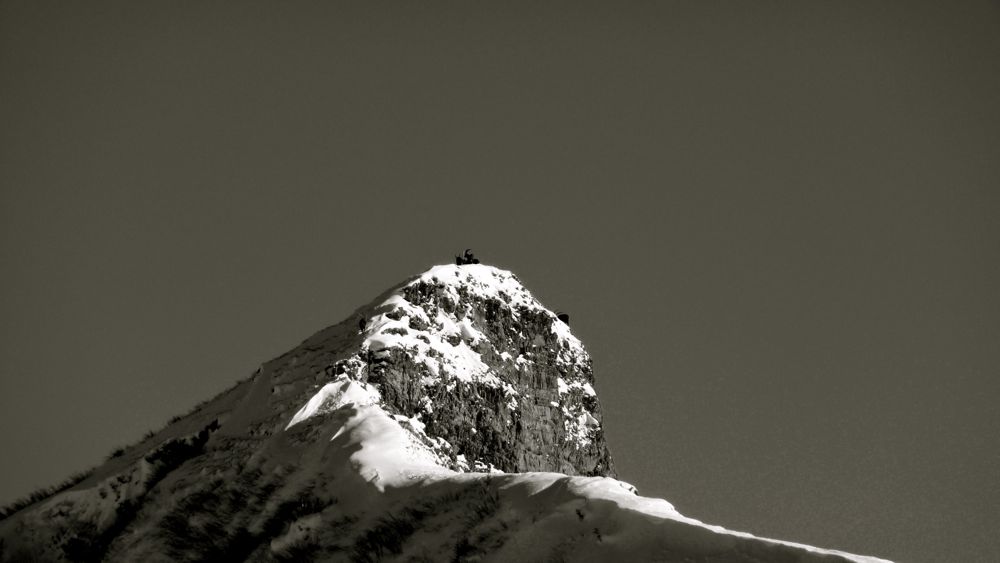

[360,265,615,477]
[0,264,891,563]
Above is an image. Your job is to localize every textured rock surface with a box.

[365,265,615,477]
[0,265,890,563]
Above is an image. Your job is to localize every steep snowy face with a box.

[317,264,615,477]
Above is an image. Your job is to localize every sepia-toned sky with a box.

[2,2,998,562]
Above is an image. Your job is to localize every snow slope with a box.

[283,347,892,562]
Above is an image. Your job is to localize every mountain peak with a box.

[345,262,612,476]
[0,263,891,563]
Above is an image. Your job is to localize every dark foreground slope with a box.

[0,265,890,563]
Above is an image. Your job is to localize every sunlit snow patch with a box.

[285,378,379,430]
[285,378,453,489]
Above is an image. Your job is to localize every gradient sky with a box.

[1,2,998,562]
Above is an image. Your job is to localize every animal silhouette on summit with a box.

[455,248,480,265]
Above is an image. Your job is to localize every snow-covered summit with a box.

[0,263,892,562]
[366,263,584,368]
[410,264,544,310]
[308,262,613,476]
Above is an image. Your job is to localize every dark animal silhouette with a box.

[455,248,480,265]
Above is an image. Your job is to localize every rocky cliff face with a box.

[0,264,890,563]
[360,265,615,477]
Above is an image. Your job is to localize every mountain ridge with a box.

[0,264,891,562]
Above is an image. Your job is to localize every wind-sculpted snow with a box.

[0,264,892,562]
[271,320,891,563]
[285,379,381,430]
[278,366,891,562]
